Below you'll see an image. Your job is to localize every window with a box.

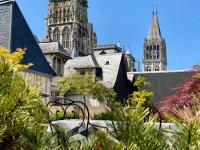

[48,28,52,41]
[53,57,56,71]
[57,58,62,74]
[105,61,109,65]
[96,68,103,80]
[146,66,151,72]
[63,9,66,22]
[154,66,160,71]
[53,28,60,42]
[80,71,86,75]
[53,57,63,75]
[156,49,160,59]
[146,45,149,51]
[62,27,70,48]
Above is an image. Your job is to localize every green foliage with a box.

[82,131,123,150]
[163,92,200,150]
[0,47,78,149]
[50,111,79,121]
[58,73,116,102]
[93,111,113,120]
[164,107,200,150]
[0,47,49,149]
[134,76,150,90]
[111,105,169,150]
[129,75,153,107]
[1,47,199,149]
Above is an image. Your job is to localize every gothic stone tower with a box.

[143,11,167,72]
[44,0,97,57]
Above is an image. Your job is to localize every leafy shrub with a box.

[58,73,117,102]
[93,112,113,120]
[50,111,79,121]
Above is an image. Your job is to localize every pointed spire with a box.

[117,40,121,48]
[126,46,131,54]
[146,10,162,40]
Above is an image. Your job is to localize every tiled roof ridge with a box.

[0,0,14,4]
[130,70,193,74]
[95,52,123,57]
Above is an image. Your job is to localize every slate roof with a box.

[65,53,122,88]
[93,44,122,56]
[39,42,71,59]
[128,70,195,107]
[95,53,122,88]
[93,44,122,52]
[65,55,100,73]
[0,0,56,76]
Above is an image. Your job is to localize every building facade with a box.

[125,49,135,72]
[143,11,167,72]
[0,0,56,103]
[44,0,97,57]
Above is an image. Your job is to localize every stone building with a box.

[143,11,167,72]
[125,48,135,72]
[44,0,97,57]
[65,44,131,103]
[39,42,71,76]
[0,0,56,102]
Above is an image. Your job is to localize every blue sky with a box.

[17,0,200,70]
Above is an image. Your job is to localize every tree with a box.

[0,47,78,149]
[82,104,169,150]
[160,66,200,117]
[160,65,200,149]
[128,75,154,107]
[58,73,116,103]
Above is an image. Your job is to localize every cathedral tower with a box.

[44,0,97,57]
[143,11,167,72]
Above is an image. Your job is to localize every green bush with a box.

[93,112,113,120]
[50,111,79,121]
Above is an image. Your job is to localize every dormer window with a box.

[105,61,109,65]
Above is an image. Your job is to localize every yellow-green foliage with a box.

[58,73,116,102]
[0,47,32,71]
[0,47,49,149]
[129,75,153,107]
[130,90,154,106]
[134,75,150,90]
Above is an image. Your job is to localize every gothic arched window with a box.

[53,28,60,42]
[62,27,70,48]
[149,45,153,59]
[157,45,159,51]
[48,28,52,41]
[154,66,160,71]
[146,45,149,51]
[63,9,66,22]
[146,66,151,72]
[157,45,160,59]
[153,45,157,59]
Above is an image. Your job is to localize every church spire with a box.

[143,10,167,72]
[146,10,162,40]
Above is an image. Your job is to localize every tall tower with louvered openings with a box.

[143,11,167,72]
[44,0,97,57]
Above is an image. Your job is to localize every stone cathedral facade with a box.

[44,0,97,57]
[143,11,167,72]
